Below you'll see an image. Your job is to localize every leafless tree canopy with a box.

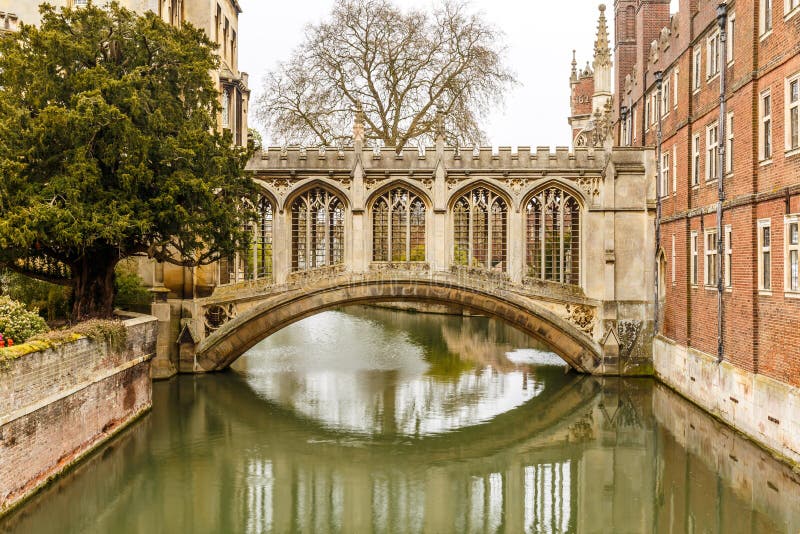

[257,0,516,150]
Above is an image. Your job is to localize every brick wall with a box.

[0,315,157,515]
[616,0,800,390]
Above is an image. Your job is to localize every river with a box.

[1,306,798,533]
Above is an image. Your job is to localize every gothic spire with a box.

[571,50,578,82]
[593,4,612,69]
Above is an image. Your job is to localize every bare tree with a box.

[257,0,516,150]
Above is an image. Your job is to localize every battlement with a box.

[248,145,612,174]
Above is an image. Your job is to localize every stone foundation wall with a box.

[652,382,800,531]
[654,336,800,468]
[0,315,157,516]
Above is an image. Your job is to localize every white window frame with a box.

[672,144,677,194]
[645,96,651,131]
[786,72,800,154]
[726,112,734,175]
[727,13,736,65]
[758,219,772,293]
[707,30,720,80]
[786,214,800,294]
[692,134,701,186]
[690,231,699,286]
[706,122,719,182]
[705,228,718,287]
[632,107,638,143]
[693,48,702,92]
[671,234,676,285]
[221,88,230,129]
[787,0,800,20]
[673,68,679,110]
[662,76,671,117]
[661,151,670,198]
[760,90,772,162]
[762,0,773,37]
[724,225,732,288]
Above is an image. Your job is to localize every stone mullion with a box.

[468,199,474,268]
[539,196,546,280]
[487,197,495,270]
[405,201,411,263]
[559,197,565,284]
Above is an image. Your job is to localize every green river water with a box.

[1,306,799,533]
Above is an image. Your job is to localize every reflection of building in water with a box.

[524,462,572,533]
[6,374,798,533]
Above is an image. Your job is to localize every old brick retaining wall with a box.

[0,315,157,516]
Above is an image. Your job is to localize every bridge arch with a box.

[195,276,602,373]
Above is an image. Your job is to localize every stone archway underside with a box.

[195,276,603,373]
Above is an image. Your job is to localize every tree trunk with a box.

[71,251,119,320]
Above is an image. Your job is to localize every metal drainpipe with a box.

[716,3,728,363]
[654,71,664,334]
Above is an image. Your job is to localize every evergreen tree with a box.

[0,2,255,319]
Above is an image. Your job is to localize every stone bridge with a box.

[157,125,656,376]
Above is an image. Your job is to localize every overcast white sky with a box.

[238,0,679,148]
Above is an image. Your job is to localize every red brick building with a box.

[581,0,800,460]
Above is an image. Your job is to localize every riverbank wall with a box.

[652,382,800,531]
[654,336,800,469]
[0,314,157,516]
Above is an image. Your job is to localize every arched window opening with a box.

[452,187,507,271]
[525,188,581,285]
[292,188,345,271]
[372,188,426,262]
[219,196,273,284]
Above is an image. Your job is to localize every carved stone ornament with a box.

[364,177,386,191]
[333,176,352,190]
[564,303,596,335]
[508,178,528,194]
[576,176,601,198]
[204,303,237,335]
[267,178,291,195]
[446,177,462,190]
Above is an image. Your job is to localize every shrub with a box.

[0,295,49,343]
[1,270,71,322]
[31,319,128,354]
[114,262,151,313]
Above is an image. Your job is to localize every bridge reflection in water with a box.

[2,308,798,534]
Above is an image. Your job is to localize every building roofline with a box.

[229,0,242,14]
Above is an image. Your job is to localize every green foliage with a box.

[0,318,127,361]
[453,246,468,266]
[409,244,426,262]
[0,295,49,343]
[33,319,128,354]
[1,270,71,321]
[0,2,256,318]
[113,263,150,313]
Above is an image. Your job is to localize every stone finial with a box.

[353,103,365,144]
[571,50,578,82]
[434,108,445,142]
[593,4,612,69]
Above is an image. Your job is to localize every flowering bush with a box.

[0,295,49,343]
